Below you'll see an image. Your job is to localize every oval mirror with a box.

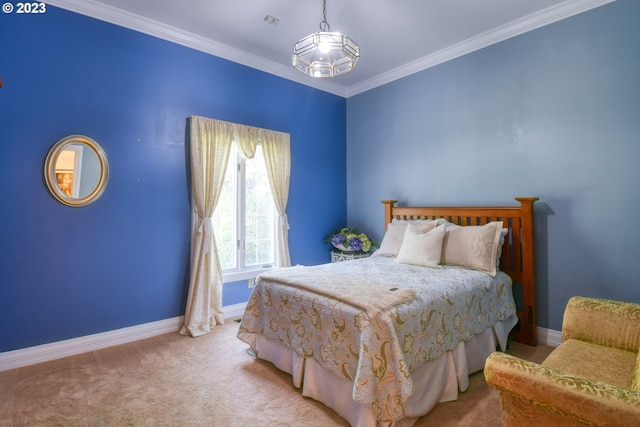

[44,135,109,207]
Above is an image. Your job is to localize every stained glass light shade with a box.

[292,31,360,78]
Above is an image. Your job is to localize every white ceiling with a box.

[46,0,614,97]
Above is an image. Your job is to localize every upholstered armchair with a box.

[485,296,640,427]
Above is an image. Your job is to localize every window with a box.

[213,142,276,281]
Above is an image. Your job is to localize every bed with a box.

[237,198,538,426]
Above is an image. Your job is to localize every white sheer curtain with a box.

[232,126,291,266]
[180,116,232,337]
[261,130,291,267]
[181,116,291,337]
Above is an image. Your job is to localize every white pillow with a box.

[395,223,446,268]
[441,221,503,276]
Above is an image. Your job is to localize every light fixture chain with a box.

[319,0,330,32]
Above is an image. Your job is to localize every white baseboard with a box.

[223,302,247,320]
[1,303,554,373]
[0,303,247,372]
[537,326,562,347]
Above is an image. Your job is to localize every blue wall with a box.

[2,2,638,353]
[347,0,640,331]
[0,7,346,352]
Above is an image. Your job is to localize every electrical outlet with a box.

[248,278,254,288]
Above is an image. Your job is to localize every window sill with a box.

[222,267,274,284]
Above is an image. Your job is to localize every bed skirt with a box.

[253,315,518,427]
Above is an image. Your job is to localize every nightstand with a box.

[330,251,371,263]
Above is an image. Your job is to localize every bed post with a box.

[515,197,539,346]
[381,200,398,231]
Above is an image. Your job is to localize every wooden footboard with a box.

[382,197,538,345]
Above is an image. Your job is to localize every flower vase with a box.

[332,243,356,252]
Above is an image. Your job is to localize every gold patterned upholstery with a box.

[485,296,640,427]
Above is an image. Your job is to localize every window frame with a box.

[218,143,277,283]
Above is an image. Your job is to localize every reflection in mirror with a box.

[44,135,109,207]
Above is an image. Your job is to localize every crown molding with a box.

[45,0,614,99]
[346,0,616,97]
[44,0,348,97]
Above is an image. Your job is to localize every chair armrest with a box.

[484,352,640,427]
[563,296,640,352]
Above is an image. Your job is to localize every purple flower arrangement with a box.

[323,227,378,252]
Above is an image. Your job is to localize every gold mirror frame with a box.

[44,135,109,207]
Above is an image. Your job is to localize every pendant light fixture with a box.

[292,0,360,78]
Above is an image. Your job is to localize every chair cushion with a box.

[542,339,636,389]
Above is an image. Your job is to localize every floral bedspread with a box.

[237,256,515,422]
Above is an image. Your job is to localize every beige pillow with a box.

[441,221,504,276]
[375,221,437,258]
[392,218,445,226]
[374,223,408,257]
[496,228,509,268]
[445,222,508,269]
[395,223,445,267]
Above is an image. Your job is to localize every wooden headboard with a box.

[382,197,539,346]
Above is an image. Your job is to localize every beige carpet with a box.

[0,320,553,426]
